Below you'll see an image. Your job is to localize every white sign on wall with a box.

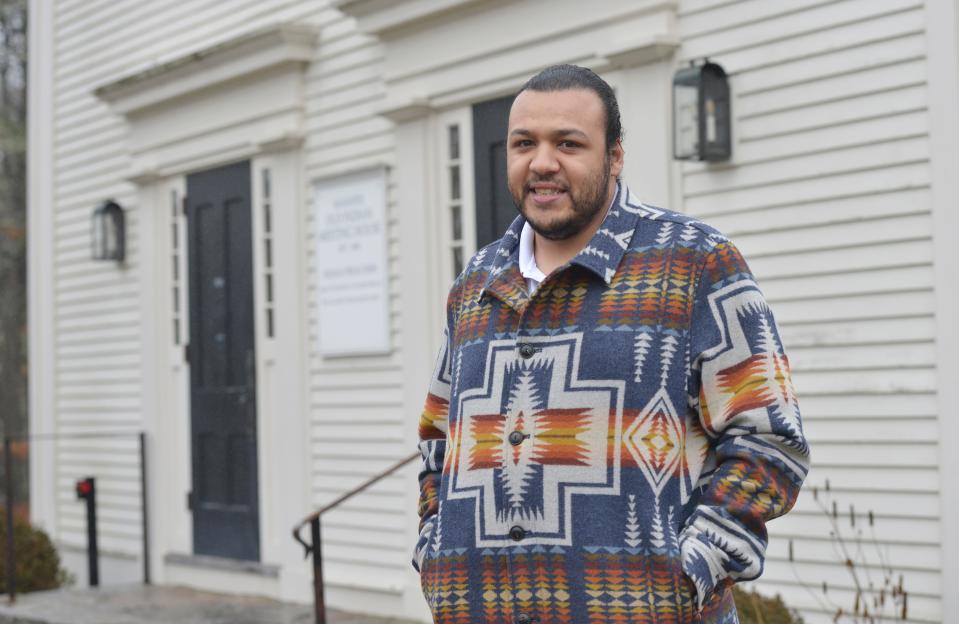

[312,167,390,357]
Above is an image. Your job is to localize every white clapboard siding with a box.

[677,0,938,620]
[298,9,410,589]
[48,0,329,559]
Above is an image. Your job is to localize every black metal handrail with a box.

[291,452,419,624]
[2,431,151,604]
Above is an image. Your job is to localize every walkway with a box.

[0,585,423,624]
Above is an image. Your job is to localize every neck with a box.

[533,182,616,276]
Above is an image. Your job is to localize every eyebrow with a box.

[508,128,590,140]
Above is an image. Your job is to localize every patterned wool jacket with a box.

[414,181,810,624]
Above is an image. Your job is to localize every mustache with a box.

[525,176,569,190]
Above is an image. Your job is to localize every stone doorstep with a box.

[0,585,421,624]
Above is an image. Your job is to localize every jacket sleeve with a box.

[411,310,454,572]
[679,237,810,608]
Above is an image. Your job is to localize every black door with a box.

[473,94,517,249]
[186,161,260,561]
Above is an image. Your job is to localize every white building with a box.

[26,1,959,622]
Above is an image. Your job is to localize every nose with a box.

[529,144,560,176]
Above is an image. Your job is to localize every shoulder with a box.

[633,201,724,240]
[626,200,731,257]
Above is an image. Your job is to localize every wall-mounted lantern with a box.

[91,200,125,262]
[673,60,731,162]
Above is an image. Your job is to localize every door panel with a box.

[472,94,517,249]
[186,160,259,561]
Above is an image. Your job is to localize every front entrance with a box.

[185,160,260,561]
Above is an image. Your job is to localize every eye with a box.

[558,140,581,149]
[511,139,534,149]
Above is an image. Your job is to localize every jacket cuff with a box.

[411,515,436,572]
[679,529,726,610]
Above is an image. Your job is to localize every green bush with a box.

[734,585,805,624]
[0,512,71,593]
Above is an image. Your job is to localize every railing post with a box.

[293,453,418,624]
[75,477,99,587]
[311,517,325,624]
[4,436,16,604]
[139,432,151,585]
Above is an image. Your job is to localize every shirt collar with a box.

[480,180,643,306]
[518,220,547,284]
[567,179,642,285]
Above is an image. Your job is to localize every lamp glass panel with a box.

[674,83,699,159]
[106,212,118,258]
[704,97,717,144]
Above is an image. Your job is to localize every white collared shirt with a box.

[518,197,617,295]
[518,220,547,295]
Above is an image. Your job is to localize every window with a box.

[261,168,275,338]
[171,189,182,345]
[446,124,465,277]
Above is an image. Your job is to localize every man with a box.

[413,64,809,624]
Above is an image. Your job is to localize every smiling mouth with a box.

[528,182,568,197]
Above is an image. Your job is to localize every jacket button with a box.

[508,431,525,446]
[509,525,526,541]
[517,614,531,624]
[518,344,536,359]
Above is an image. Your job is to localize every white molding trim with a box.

[249,151,311,602]
[376,97,435,123]
[94,24,317,116]
[333,0,485,37]
[924,0,959,618]
[26,0,57,533]
[362,0,678,121]
[92,24,315,180]
[393,114,442,624]
[598,34,679,68]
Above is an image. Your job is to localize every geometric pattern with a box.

[583,551,698,624]
[448,334,624,547]
[420,549,470,624]
[415,180,809,622]
[597,246,698,332]
[623,388,685,497]
[510,549,573,624]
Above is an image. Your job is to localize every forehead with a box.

[508,88,606,135]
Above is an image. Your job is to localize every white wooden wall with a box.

[676,0,940,621]
[300,11,410,596]
[44,0,413,605]
[36,0,948,620]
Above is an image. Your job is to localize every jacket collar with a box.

[479,180,644,309]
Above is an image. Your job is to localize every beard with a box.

[510,156,612,241]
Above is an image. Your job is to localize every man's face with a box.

[506,88,624,240]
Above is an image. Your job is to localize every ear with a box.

[609,140,625,178]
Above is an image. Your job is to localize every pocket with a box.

[416,515,441,613]
[671,558,702,623]
[412,516,436,572]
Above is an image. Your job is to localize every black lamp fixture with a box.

[91,200,125,263]
[672,59,731,162]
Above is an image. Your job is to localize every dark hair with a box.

[518,64,623,152]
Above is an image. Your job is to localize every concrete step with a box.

[0,585,421,624]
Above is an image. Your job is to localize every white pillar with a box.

[924,0,959,619]
[27,0,58,533]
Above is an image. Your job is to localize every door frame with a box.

[141,146,311,589]
[433,106,479,291]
